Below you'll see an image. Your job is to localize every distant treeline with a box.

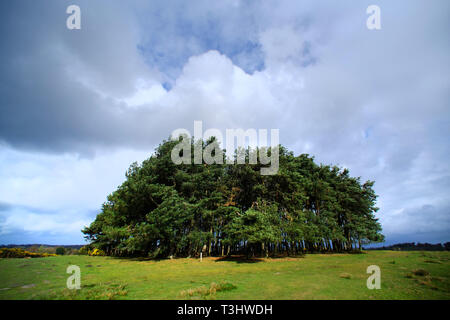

[0,244,84,249]
[365,242,450,251]
[0,244,84,255]
[83,138,384,258]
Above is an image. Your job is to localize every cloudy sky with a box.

[0,0,449,245]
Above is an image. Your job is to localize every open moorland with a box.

[0,251,449,300]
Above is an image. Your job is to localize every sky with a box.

[0,0,449,245]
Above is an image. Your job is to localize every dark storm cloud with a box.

[0,1,167,153]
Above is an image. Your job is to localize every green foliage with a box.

[67,248,79,255]
[82,138,384,257]
[78,245,90,255]
[55,247,66,255]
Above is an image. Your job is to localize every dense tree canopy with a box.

[83,138,384,258]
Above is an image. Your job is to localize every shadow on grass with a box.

[111,256,164,262]
[214,255,265,263]
[103,250,363,263]
[214,254,309,263]
[110,253,309,263]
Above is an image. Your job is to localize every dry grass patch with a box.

[424,259,442,264]
[179,281,237,299]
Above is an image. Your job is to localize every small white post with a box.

[200,252,202,262]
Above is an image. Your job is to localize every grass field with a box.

[0,251,449,300]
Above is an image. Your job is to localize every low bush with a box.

[0,247,57,258]
[78,245,90,255]
[412,269,430,276]
[89,248,106,256]
[55,247,66,255]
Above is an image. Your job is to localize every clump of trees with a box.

[83,138,384,258]
[55,247,66,255]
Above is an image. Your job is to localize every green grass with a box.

[0,251,449,300]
